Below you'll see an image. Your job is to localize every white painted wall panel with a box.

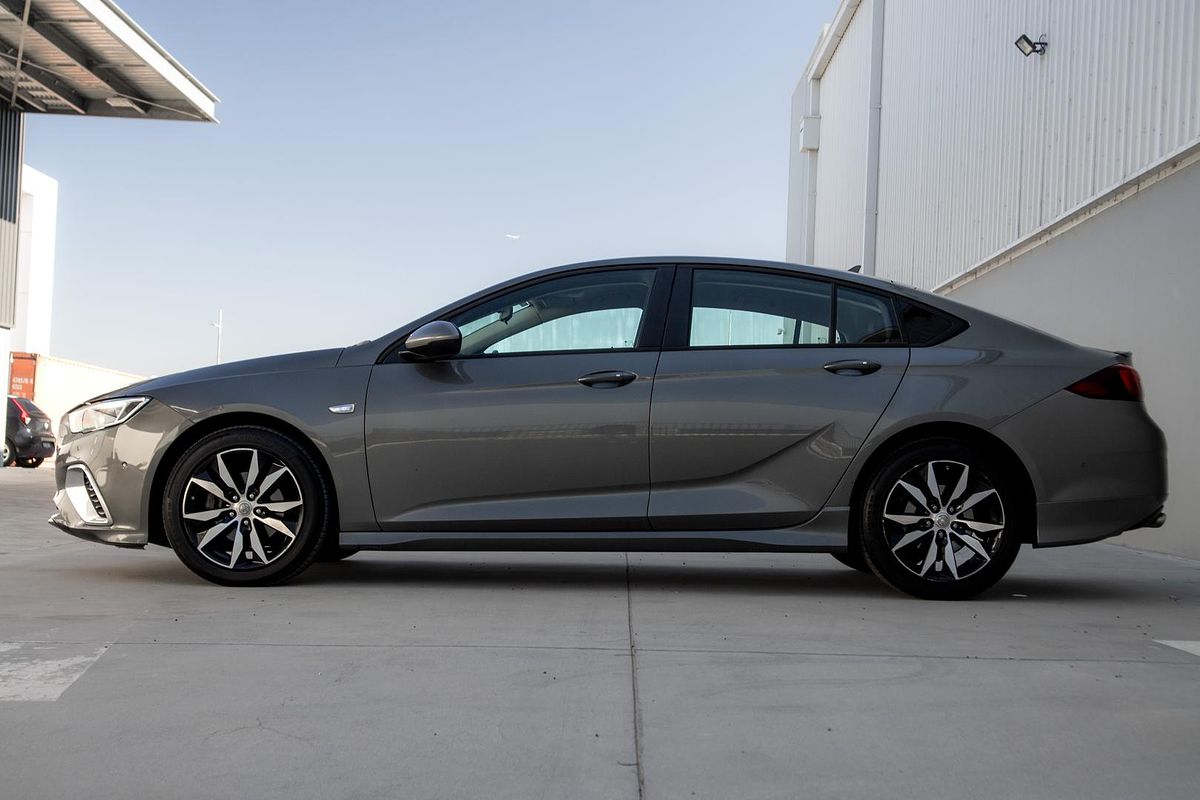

[785,79,814,263]
[874,0,1200,289]
[32,354,143,431]
[0,325,10,446]
[812,0,873,270]
[11,166,58,357]
[949,160,1200,560]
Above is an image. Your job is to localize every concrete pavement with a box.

[1,466,1198,799]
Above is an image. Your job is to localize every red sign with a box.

[8,352,36,400]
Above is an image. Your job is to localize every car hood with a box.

[92,348,346,402]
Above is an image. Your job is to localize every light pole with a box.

[212,309,223,364]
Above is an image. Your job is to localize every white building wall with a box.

[0,327,9,449]
[810,0,873,270]
[875,0,1200,288]
[950,158,1200,560]
[785,78,815,263]
[11,165,58,356]
[32,354,142,430]
[790,0,1200,560]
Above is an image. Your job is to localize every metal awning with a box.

[0,0,216,122]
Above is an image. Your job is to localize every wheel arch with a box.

[847,421,1038,548]
[147,412,340,547]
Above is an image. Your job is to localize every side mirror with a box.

[403,320,462,360]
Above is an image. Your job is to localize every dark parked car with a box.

[5,395,55,468]
[49,258,1167,598]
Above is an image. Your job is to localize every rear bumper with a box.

[1032,497,1165,548]
[10,430,55,459]
[993,390,1168,547]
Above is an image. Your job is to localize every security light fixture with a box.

[1015,34,1047,57]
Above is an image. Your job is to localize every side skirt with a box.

[341,507,850,553]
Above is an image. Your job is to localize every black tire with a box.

[162,426,330,586]
[860,439,1024,600]
[831,551,871,573]
[2,439,14,467]
[20,457,44,468]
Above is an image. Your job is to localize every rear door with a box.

[365,266,672,532]
[648,266,909,529]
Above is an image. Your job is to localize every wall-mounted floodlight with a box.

[1015,34,1047,56]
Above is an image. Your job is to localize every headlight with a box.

[66,397,151,435]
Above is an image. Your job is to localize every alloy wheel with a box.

[179,447,304,570]
[881,459,1006,582]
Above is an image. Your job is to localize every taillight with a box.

[1066,364,1143,401]
[14,399,31,426]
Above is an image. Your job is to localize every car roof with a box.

[520,256,898,289]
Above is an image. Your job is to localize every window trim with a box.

[380,265,676,363]
[893,296,970,347]
[666,264,910,351]
[831,282,906,347]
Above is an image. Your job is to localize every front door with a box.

[366,267,669,531]
[649,266,909,529]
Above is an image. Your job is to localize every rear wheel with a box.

[20,457,43,468]
[163,427,330,586]
[2,439,14,467]
[860,439,1023,600]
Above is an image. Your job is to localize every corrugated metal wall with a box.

[874,0,1200,289]
[812,0,874,270]
[0,103,23,329]
[785,80,813,263]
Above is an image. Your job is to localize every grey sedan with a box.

[50,258,1167,599]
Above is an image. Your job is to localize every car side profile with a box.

[49,258,1167,599]
[5,395,55,468]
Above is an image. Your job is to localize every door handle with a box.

[577,370,638,388]
[823,359,882,376]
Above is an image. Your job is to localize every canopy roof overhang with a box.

[0,0,216,122]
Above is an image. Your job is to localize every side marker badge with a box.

[328,403,356,415]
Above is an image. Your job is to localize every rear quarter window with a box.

[895,299,968,346]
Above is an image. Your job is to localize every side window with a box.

[895,299,968,346]
[835,287,902,345]
[688,270,831,347]
[452,269,656,356]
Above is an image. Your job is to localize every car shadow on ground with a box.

[51,549,1189,603]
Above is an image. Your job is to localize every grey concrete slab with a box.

[3,548,634,649]
[624,549,1200,662]
[2,642,638,800]
[3,466,1200,799]
[633,650,1200,800]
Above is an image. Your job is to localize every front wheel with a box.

[163,426,330,586]
[860,439,1024,600]
[20,457,44,468]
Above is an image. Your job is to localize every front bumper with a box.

[49,399,192,547]
[48,512,146,547]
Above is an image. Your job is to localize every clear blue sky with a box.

[26,0,836,377]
